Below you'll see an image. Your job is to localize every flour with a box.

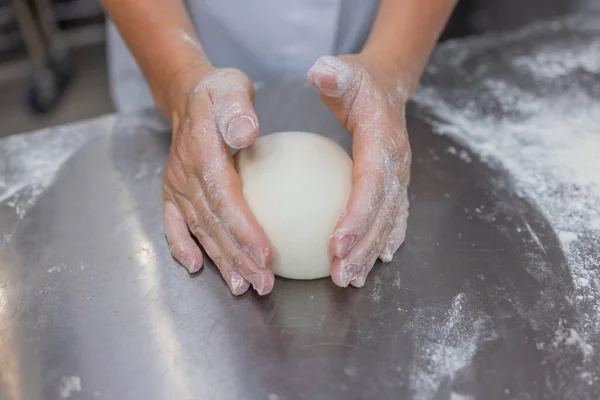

[513,40,600,80]
[134,162,149,180]
[408,293,497,399]
[0,115,115,246]
[556,326,594,360]
[59,376,82,399]
[47,263,67,274]
[445,146,472,163]
[412,14,600,392]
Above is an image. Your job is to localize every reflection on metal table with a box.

[1,15,599,400]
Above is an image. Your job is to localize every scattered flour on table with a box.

[59,376,82,399]
[552,318,594,360]
[412,16,600,390]
[0,115,115,247]
[450,393,474,400]
[408,293,496,400]
[47,263,67,274]
[512,40,600,80]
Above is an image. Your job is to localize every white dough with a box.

[235,132,353,280]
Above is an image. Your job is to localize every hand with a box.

[308,54,411,288]
[162,66,274,295]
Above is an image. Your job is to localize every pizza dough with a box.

[235,131,353,280]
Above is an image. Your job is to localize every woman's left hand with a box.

[308,54,411,288]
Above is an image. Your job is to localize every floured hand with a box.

[162,66,274,296]
[308,54,411,288]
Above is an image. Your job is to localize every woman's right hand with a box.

[162,65,275,296]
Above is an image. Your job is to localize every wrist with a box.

[157,59,214,119]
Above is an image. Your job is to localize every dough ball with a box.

[235,132,353,280]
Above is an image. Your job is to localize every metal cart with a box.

[0,0,104,113]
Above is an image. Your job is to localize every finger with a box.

[330,130,389,258]
[190,203,274,296]
[197,123,273,276]
[333,186,400,288]
[331,106,410,259]
[163,200,204,273]
[349,264,373,288]
[177,198,252,296]
[313,61,402,260]
[196,228,252,296]
[350,187,405,287]
[178,191,273,296]
[350,265,375,288]
[330,248,380,289]
[178,110,273,294]
[349,215,395,288]
[192,202,273,295]
[330,257,349,287]
[205,69,259,149]
[379,189,410,262]
[198,232,251,296]
[310,56,380,259]
[227,270,251,296]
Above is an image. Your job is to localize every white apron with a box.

[107,0,380,112]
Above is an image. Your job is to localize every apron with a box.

[107,0,380,112]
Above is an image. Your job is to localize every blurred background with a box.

[0,0,598,138]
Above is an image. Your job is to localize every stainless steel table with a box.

[1,16,599,400]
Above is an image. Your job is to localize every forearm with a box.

[101,0,210,115]
[362,0,457,99]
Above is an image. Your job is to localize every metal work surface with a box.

[1,17,599,400]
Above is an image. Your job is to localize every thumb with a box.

[308,56,360,100]
[307,56,361,125]
[206,69,259,149]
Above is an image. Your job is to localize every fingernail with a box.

[183,256,202,274]
[228,271,247,295]
[247,272,267,295]
[380,247,394,263]
[337,260,358,287]
[188,261,203,274]
[351,271,368,288]
[226,116,256,148]
[380,232,407,263]
[336,235,356,258]
[337,272,352,288]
